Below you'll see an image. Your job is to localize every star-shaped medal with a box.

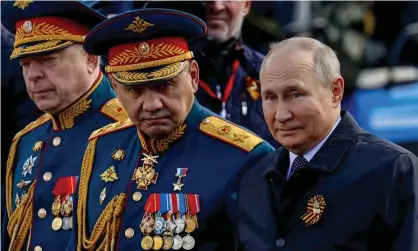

[22,155,37,177]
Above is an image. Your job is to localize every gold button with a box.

[52,137,61,146]
[43,172,52,182]
[132,192,142,201]
[34,246,42,251]
[125,228,134,238]
[37,208,46,218]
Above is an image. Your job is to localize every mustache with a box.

[139,109,171,121]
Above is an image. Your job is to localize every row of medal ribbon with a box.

[139,193,200,250]
[51,176,78,231]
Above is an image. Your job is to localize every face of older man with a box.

[260,50,344,154]
[19,45,98,114]
[110,60,199,139]
[203,1,251,43]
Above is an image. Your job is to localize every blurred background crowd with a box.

[2,0,418,179]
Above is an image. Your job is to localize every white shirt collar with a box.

[287,116,341,176]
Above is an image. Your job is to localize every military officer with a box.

[67,8,274,251]
[1,1,128,251]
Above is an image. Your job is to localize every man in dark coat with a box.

[237,37,418,251]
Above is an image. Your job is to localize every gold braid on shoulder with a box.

[7,181,36,251]
[77,138,126,251]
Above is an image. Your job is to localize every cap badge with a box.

[23,20,33,33]
[125,16,154,34]
[13,0,33,10]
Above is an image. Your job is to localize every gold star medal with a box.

[300,194,326,226]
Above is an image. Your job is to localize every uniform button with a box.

[276,238,285,248]
[52,137,61,146]
[34,246,42,251]
[132,192,142,201]
[37,208,46,218]
[203,119,209,124]
[43,172,52,182]
[125,228,134,238]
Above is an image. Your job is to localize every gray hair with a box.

[260,37,341,88]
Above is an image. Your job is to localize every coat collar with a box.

[262,110,360,180]
[50,72,113,131]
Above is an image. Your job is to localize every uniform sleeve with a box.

[390,153,418,251]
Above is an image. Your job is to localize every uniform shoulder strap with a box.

[13,114,51,141]
[100,98,129,122]
[89,119,135,141]
[199,116,263,152]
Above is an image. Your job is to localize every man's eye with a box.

[291,93,301,98]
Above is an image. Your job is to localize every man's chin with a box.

[141,126,172,139]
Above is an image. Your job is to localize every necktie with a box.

[288,155,308,179]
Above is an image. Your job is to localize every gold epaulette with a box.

[199,116,263,152]
[88,119,134,141]
[101,98,129,122]
[13,114,51,141]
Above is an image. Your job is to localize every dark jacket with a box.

[194,39,278,148]
[237,110,418,251]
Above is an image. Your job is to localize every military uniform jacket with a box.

[195,44,278,147]
[237,111,418,251]
[70,100,273,251]
[2,73,127,251]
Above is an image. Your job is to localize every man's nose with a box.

[207,1,226,13]
[26,61,44,83]
[275,104,293,124]
[142,90,164,112]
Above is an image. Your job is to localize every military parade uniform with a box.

[1,2,128,250]
[68,9,274,251]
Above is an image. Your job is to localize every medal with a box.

[111,149,126,161]
[154,214,166,235]
[52,217,63,231]
[152,235,163,250]
[174,218,185,233]
[60,195,73,216]
[184,216,196,233]
[32,141,44,152]
[141,235,154,250]
[16,180,32,189]
[182,235,196,250]
[99,187,107,205]
[173,168,188,191]
[162,236,174,250]
[186,194,201,229]
[51,176,78,231]
[22,155,37,177]
[172,235,183,250]
[62,216,71,230]
[135,153,159,190]
[174,193,187,233]
[140,215,155,235]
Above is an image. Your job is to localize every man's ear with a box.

[331,76,344,108]
[189,60,200,93]
[108,75,120,94]
[243,0,252,16]
[86,54,99,74]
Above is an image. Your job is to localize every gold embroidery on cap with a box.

[125,16,154,33]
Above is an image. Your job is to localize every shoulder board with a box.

[13,114,51,142]
[101,98,129,122]
[89,119,135,141]
[199,116,263,152]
